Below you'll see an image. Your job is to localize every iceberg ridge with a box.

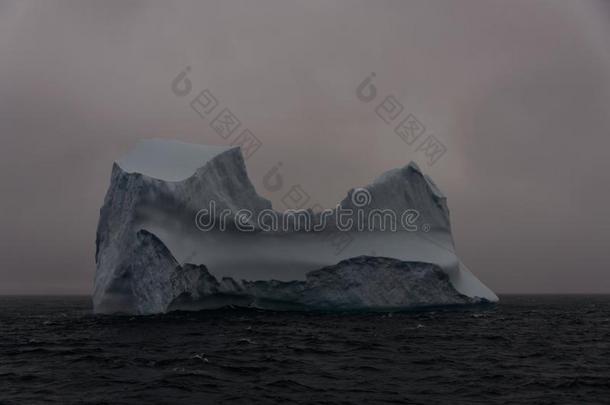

[94,139,497,314]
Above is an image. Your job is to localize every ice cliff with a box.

[94,139,497,314]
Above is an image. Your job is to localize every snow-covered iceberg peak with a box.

[117,138,233,181]
[94,139,497,314]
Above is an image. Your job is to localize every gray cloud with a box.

[1,0,609,294]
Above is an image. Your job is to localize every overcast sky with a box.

[1,0,609,294]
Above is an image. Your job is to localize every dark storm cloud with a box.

[1,0,609,293]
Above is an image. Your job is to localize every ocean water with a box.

[1,295,609,404]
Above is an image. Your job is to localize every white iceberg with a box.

[94,139,497,314]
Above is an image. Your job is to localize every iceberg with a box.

[94,139,497,314]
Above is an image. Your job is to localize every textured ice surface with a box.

[122,231,477,314]
[94,139,497,314]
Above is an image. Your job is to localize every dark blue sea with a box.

[1,295,609,404]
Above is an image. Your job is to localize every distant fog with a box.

[1,0,609,294]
